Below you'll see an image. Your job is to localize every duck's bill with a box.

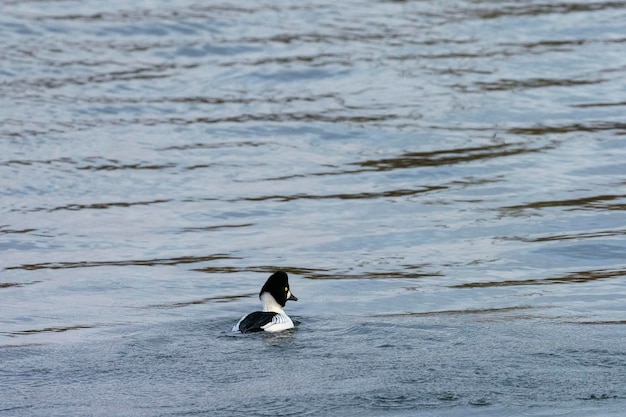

[288,294,298,301]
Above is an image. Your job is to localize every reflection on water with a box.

[502,193,626,213]
[452,268,626,288]
[1,0,626,415]
[6,254,235,270]
[373,305,540,318]
[8,324,97,337]
[354,142,555,171]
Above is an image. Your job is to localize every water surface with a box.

[1,0,625,416]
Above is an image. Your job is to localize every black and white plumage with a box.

[232,271,298,333]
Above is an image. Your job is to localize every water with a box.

[1,0,626,415]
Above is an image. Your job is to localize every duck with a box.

[232,271,298,333]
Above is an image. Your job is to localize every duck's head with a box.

[260,271,298,307]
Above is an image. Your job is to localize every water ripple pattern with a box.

[1,1,625,416]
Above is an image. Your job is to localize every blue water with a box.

[1,0,626,416]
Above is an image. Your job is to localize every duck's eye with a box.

[285,287,289,292]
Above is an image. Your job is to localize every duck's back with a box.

[233,311,294,333]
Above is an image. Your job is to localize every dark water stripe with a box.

[239,186,447,202]
[0,281,40,289]
[151,112,402,125]
[20,4,270,22]
[5,254,235,271]
[301,270,443,280]
[470,77,605,92]
[0,227,37,235]
[264,166,505,183]
[22,199,172,213]
[373,305,538,318]
[5,113,402,132]
[466,1,626,19]
[451,268,626,289]
[1,155,251,171]
[500,228,626,243]
[160,140,264,151]
[180,223,254,233]
[0,158,76,167]
[501,194,626,213]
[5,93,339,107]
[149,293,255,309]
[77,162,177,171]
[8,117,622,139]
[572,101,626,108]
[227,52,349,67]
[3,63,188,89]
[0,283,23,289]
[353,142,554,172]
[3,324,96,337]
[193,265,441,280]
[503,38,626,51]
[507,121,626,135]
[1,141,554,184]
[422,122,625,135]
[191,265,329,277]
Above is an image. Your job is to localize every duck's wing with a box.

[261,313,294,333]
[234,311,277,333]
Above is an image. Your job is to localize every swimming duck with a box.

[232,271,298,333]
